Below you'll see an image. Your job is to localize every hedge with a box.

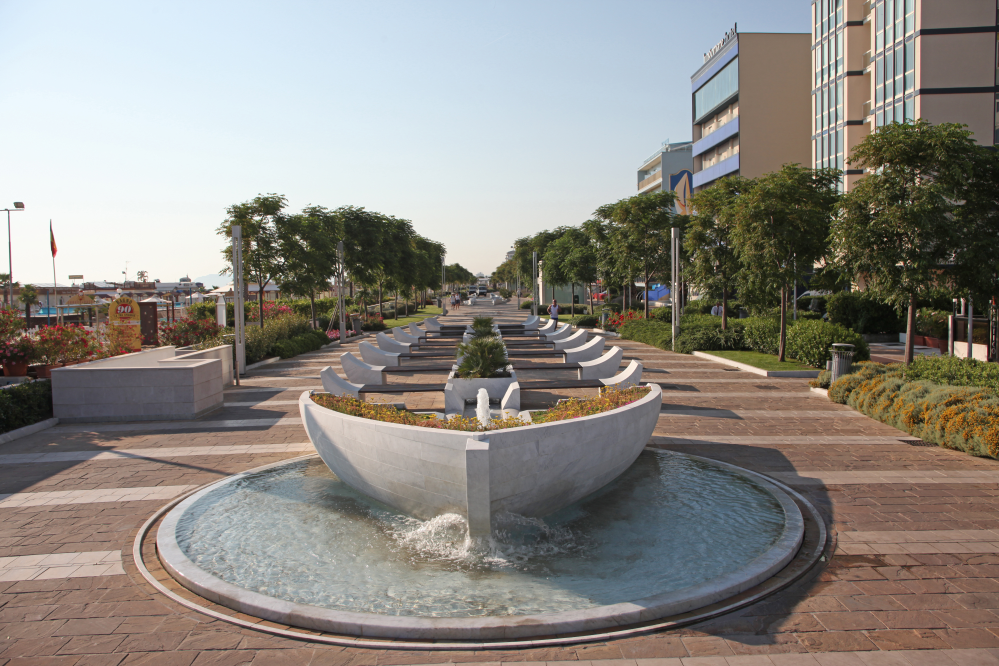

[196,313,314,364]
[0,380,52,435]
[829,364,999,458]
[904,355,999,392]
[272,330,331,359]
[520,300,533,310]
[826,292,903,335]
[785,320,870,368]
[570,315,600,327]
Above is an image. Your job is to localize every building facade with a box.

[813,0,998,191]
[636,141,694,214]
[691,27,813,192]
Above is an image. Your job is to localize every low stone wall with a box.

[51,347,225,423]
[171,345,234,386]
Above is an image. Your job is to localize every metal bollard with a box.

[829,343,855,383]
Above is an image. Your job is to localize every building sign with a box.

[68,274,83,280]
[669,170,693,215]
[109,296,141,352]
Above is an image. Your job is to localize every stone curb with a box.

[691,351,821,378]
[0,417,59,446]
[810,386,829,397]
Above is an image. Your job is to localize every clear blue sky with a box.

[0,0,808,286]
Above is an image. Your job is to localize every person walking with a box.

[548,298,560,323]
[710,301,723,316]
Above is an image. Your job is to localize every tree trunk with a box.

[904,293,916,365]
[588,282,593,315]
[309,292,316,329]
[721,287,728,331]
[570,283,575,317]
[778,285,787,362]
[394,291,398,320]
[644,272,650,319]
[378,283,383,320]
[258,277,267,329]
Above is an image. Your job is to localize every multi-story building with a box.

[812,0,998,191]
[636,141,694,214]
[691,26,813,192]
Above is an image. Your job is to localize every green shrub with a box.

[650,307,672,322]
[915,308,948,339]
[455,337,509,379]
[742,317,781,356]
[904,355,999,392]
[828,362,893,404]
[799,295,828,314]
[785,320,870,368]
[619,320,673,351]
[826,292,903,334]
[272,329,329,359]
[520,300,533,310]
[0,380,52,435]
[570,315,600,327]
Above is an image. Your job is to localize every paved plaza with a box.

[2,301,999,665]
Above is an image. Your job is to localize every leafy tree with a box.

[832,121,978,364]
[543,228,595,314]
[949,141,999,323]
[733,165,840,361]
[595,190,677,318]
[217,194,286,329]
[276,206,340,328]
[687,177,746,330]
[19,284,39,320]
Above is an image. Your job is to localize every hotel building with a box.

[812,0,998,191]
[636,140,694,214]
[691,27,813,192]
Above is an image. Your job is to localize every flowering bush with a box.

[246,301,293,321]
[605,310,644,330]
[34,325,99,364]
[0,308,25,343]
[360,315,386,331]
[0,336,38,365]
[159,318,222,347]
[311,386,651,431]
[327,328,357,341]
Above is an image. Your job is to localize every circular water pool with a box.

[157,450,803,640]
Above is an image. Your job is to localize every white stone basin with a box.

[299,383,663,535]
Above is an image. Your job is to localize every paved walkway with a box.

[1,302,998,665]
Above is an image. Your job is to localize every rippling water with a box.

[175,450,785,617]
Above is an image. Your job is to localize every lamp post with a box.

[3,202,24,307]
[441,254,447,316]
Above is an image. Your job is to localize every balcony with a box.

[692,117,739,158]
[692,153,739,189]
[638,172,663,192]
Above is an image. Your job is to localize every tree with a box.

[832,121,978,364]
[0,274,17,308]
[217,194,286,329]
[687,177,746,330]
[276,206,340,328]
[543,228,595,314]
[733,165,840,361]
[595,190,677,318]
[19,284,39,320]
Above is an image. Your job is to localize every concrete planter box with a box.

[51,346,228,423]
[299,382,662,535]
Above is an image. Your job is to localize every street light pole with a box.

[3,203,24,308]
[441,254,447,316]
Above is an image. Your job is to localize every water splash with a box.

[475,388,490,427]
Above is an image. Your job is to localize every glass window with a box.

[895,101,903,123]
[837,79,844,124]
[876,2,884,52]
[694,57,739,122]
[822,0,828,35]
[895,44,904,94]
[886,0,894,45]
[895,0,904,39]
[994,93,998,144]
[837,129,843,156]
[822,87,828,128]
[812,2,818,42]
[876,56,884,104]
[905,40,914,92]
[886,50,894,100]
[877,109,885,127]
[905,96,915,121]
[837,31,843,75]
[836,0,843,27]
[904,0,914,34]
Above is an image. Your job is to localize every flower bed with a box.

[159,318,222,347]
[310,386,652,432]
[829,362,999,458]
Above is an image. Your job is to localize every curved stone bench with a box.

[563,335,605,363]
[578,345,623,379]
[522,315,539,330]
[543,324,572,341]
[300,381,662,537]
[553,329,588,350]
[537,318,557,334]
[602,359,642,387]
[392,327,420,345]
[407,322,424,338]
[423,317,441,332]
[319,366,362,398]
[340,352,384,385]
[358,341,400,367]
[376,332,410,353]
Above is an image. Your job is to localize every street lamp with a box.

[2,202,24,307]
[441,254,447,315]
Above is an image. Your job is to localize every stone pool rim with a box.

[154,452,807,641]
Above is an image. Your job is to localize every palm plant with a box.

[19,284,40,320]
[470,316,494,338]
[455,337,509,379]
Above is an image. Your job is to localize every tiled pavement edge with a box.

[0,302,997,665]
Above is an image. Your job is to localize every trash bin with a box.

[829,343,855,383]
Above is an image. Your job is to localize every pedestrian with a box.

[710,301,723,316]
[548,298,560,322]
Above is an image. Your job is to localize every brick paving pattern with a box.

[0,301,997,664]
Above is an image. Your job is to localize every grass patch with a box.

[702,350,817,371]
[381,306,443,329]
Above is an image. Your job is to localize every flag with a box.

[50,220,57,258]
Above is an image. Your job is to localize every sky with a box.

[0,0,808,286]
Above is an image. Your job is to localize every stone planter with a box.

[446,370,517,402]
[3,361,28,377]
[32,364,61,379]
